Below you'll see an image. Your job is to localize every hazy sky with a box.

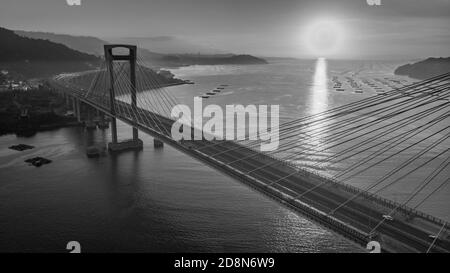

[0,0,449,59]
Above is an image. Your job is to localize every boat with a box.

[206,92,216,95]
[86,146,101,158]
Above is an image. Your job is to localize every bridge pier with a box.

[110,117,118,144]
[71,98,76,114]
[65,94,70,108]
[75,98,81,123]
[108,138,143,152]
[84,106,97,130]
[133,127,139,141]
[154,139,164,148]
[97,112,109,129]
[71,98,81,122]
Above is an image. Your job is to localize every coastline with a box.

[0,87,81,137]
[0,80,190,137]
[0,116,82,137]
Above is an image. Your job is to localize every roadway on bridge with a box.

[50,79,450,253]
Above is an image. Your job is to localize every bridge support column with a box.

[75,98,81,123]
[98,113,109,129]
[72,98,76,113]
[71,98,81,122]
[85,106,97,130]
[110,118,118,144]
[154,139,164,148]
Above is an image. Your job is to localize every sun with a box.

[303,18,346,58]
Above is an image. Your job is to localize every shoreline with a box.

[0,87,82,137]
[0,119,83,137]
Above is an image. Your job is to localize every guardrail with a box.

[259,149,450,229]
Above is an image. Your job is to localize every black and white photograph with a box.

[0,0,449,263]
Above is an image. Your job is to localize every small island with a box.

[160,54,268,66]
[394,57,450,80]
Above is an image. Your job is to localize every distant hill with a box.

[0,27,100,78]
[9,28,268,72]
[14,30,169,68]
[112,36,225,55]
[0,27,99,62]
[394,57,450,79]
[15,30,107,56]
[14,30,165,62]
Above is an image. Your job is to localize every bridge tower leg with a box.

[104,44,143,152]
[75,99,81,123]
[72,98,76,114]
[72,97,81,122]
[105,48,118,144]
[130,54,139,141]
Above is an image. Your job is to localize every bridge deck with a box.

[50,81,450,253]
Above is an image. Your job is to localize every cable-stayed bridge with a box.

[49,45,450,253]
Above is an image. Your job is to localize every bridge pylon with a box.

[104,44,143,152]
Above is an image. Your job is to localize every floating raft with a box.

[9,144,35,151]
[25,157,52,167]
